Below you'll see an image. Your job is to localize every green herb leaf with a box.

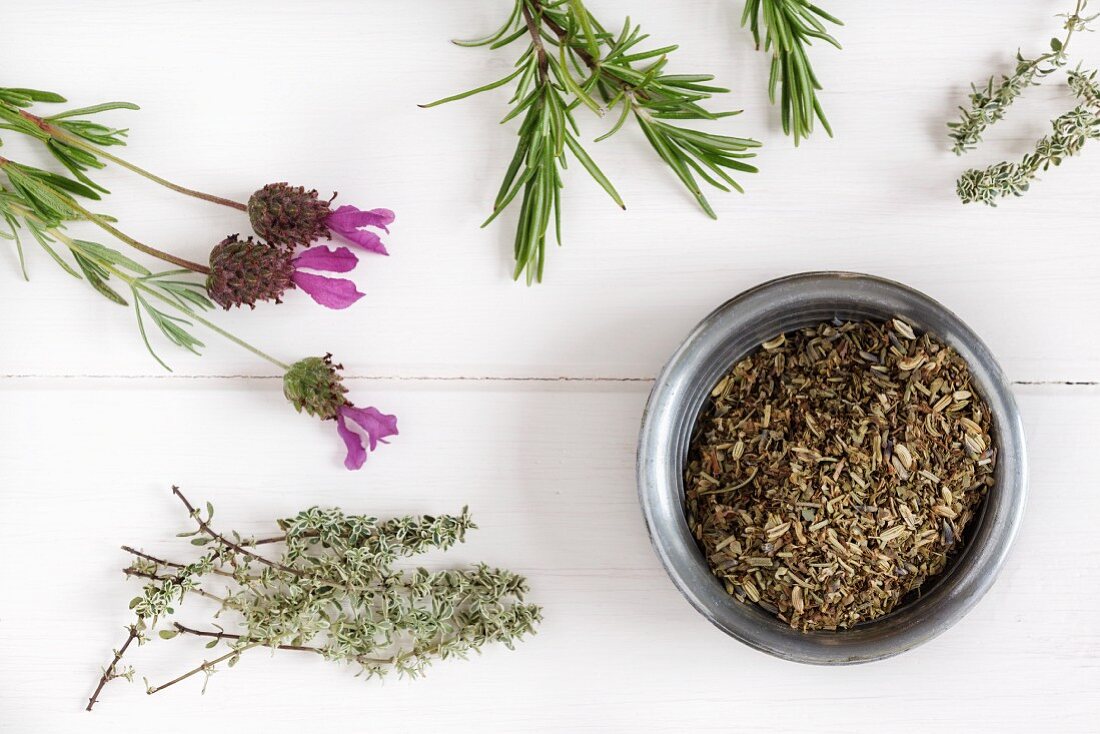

[742,0,841,145]
[46,101,140,120]
[428,0,762,282]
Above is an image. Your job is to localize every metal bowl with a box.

[637,272,1027,664]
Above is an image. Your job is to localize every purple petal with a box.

[335,413,367,470]
[340,405,399,452]
[327,205,395,233]
[291,271,364,310]
[326,205,395,255]
[293,245,359,273]
[333,228,387,255]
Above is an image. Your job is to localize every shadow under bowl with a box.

[637,272,1027,664]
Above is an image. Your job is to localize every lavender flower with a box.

[283,354,398,470]
[335,405,400,470]
[249,183,394,253]
[207,236,364,310]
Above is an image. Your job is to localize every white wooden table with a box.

[3,2,1099,731]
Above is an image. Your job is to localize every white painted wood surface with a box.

[1,1,1098,731]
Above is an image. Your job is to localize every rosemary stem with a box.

[537,3,652,109]
[539,2,597,68]
[64,199,211,274]
[44,122,248,211]
[521,1,551,81]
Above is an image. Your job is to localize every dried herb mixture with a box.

[685,318,997,631]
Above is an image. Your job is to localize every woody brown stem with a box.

[122,568,229,603]
[172,487,303,577]
[530,1,650,104]
[242,534,288,546]
[240,529,322,547]
[521,1,550,82]
[122,545,237,578]
[535,2,598,69]
[146,642,261,695]
[172,622,324,653]
[86,626,138,712]
[172,623,393,666]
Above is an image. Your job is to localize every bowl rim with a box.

[636,271,1028,664]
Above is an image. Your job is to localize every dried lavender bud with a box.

[206,234,294,309]
[248,182,333,248]
[283,354,348,420]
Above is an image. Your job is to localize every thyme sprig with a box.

[948,0,1094,155]
[949,2,1100,204]
[424,0,760,283]
[957,70,1100,205]
[741,0,843,145]
[87,487,541,711]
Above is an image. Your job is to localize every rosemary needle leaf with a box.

[46,101,140,120]
[453,3,522,47]
[0,87,66,106]
[564,133,624,209]
[418,66,526,108]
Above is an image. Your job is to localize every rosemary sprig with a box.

[88,487,541,711]
[424,0,760,283]
[546,9,762,216]
[742,0,843,144]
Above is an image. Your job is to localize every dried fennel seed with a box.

[684,317,997,631]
